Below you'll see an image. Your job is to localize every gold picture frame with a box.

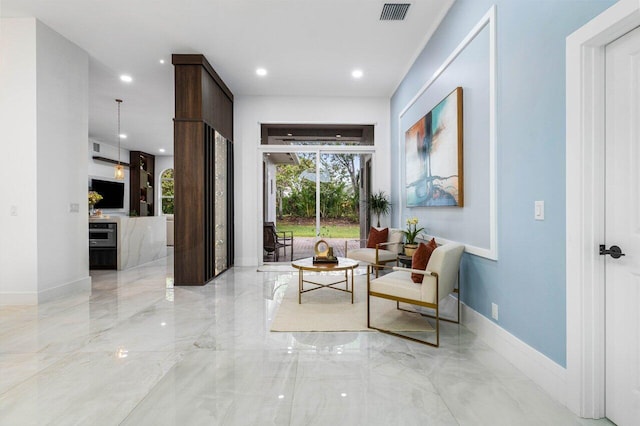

[405,87,464,207]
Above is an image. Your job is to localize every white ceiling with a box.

[1,0,453,156]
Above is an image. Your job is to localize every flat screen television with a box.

[90,179,124,209]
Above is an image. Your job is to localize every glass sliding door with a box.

[265,150,372,261]
[214,131,228,275]
[227,139,234,267]
[259,123,375,262]
[319,153,361,256]
[263,151,316,262]
[293,152,319,235]
[203,126,233,279]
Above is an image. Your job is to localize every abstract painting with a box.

[405,87,463,207]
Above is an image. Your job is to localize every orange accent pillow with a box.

[411,238,437,283]
[366,227,388,249]
[427,237,437,252]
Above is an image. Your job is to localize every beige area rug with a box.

[270,274,435,333]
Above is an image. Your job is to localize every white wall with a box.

[0,18,90,304]
[234,95,390,266]
[88,138,131,215]
[36,21,90,300]
[0,19,39,302]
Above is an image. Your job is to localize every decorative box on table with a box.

[313,256,338,264]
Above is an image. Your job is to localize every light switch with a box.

[10,205,17,216]
[535,201,544,220]
[70,203,79,213]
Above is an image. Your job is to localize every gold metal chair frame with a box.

[366,264,460,347]
[345,240,401,278]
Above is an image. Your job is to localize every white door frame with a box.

[566,0,640,417]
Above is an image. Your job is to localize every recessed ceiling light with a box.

[256,68,267,76]
[351,69,363,79]
[336,134,342,138]
[120,74,133,83]
[159,59,165,64]
[287,133,293,136]
[159,148,166,153]
[119,134,127,139]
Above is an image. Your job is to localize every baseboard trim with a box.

[0,292,39,305]
[0,275,93,306]
[462,303,567,407]
[38,276,92,304]
[236,257,259,267]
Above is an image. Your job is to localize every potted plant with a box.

[402,217,424,256]
[88,191,103,216]
[369,191,391,227]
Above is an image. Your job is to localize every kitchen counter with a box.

[89,216,166,270]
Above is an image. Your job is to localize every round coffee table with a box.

[291,257,359,304]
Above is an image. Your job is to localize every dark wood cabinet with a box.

[173,54,234,285]
[129,151,155,216]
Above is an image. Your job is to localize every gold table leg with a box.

[296,265,356,304]
[351,267,354,304]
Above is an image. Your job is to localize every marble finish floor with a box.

[0,253,613,425]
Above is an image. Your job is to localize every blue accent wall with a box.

[390,0,616,366]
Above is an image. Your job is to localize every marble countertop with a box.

[89,215,167,270]
[89,216,166,222]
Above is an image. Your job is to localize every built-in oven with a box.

[89,223,117,248]
[90,222,117,270]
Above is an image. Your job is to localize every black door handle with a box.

[599,245,626,259]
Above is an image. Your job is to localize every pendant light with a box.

[114,98,125,180]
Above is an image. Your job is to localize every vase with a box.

[404,243,418,257]
[89,205,95,217]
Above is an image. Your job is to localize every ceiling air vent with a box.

[380,3,410,21]
[93,142,100,153]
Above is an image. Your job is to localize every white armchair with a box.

[345,228,404,277]
[366,242,464,347]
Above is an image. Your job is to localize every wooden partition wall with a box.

[172,54,234,285]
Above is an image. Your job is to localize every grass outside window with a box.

[275,224,359,238]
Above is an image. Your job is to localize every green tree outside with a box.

[161,168,174,214]
[275,153,360,223]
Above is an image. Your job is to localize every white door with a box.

[605,26,640,426]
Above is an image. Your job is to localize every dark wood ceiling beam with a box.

[267,128,363,138]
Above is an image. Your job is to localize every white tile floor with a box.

[0,252,614,425]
